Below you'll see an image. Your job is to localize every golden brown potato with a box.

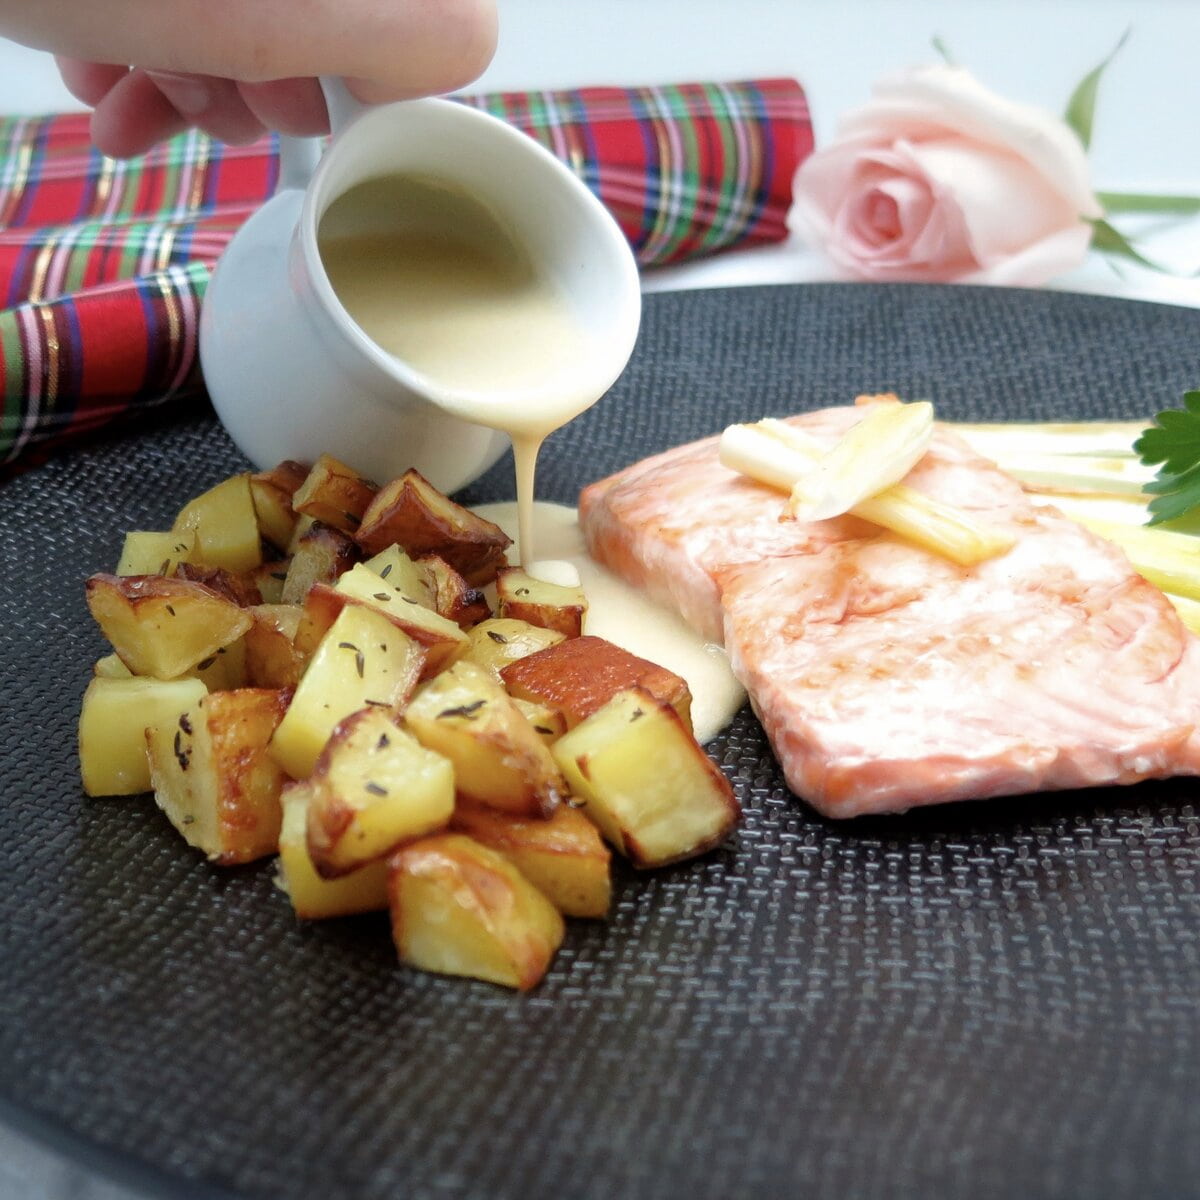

[361,545,437,609]
[510,697,567,745]
[280,522,360,606]
[496,567,586,638]
[291,453,379,536]
[388,833,564,990]
[85,573,253,680]
[246,561,290,606]
[403,660,566,817]
[501,634,693,731]
[551,687,739,869]
[451,800,610,918]
[79,675,208,796]
[355,468,511,584]
[183,638,247,691]
[242,604,306,688]
[175,563,263,607]
[269,605,426,779]
[275,782,390,919]
[93,653,133,679]
[146,688,289,864]
[116,530,196,577]
[295,565,467,676]
[305,707,455,878]
[419,554,491,627]
[173,474,262,574]
[250,459,309,552]
[460,618,565,680]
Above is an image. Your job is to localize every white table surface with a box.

[2,1,1200,1196]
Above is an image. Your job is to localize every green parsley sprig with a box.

[1135,391,1200,523]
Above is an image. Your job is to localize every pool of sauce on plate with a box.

[318,175,602,565]
[319,179,745,740]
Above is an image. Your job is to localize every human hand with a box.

[0,0,497,156]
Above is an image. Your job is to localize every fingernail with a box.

[145,70,212,117]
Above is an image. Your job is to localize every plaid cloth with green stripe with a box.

[0,79,811,470]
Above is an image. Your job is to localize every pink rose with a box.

[792,64,1103,285]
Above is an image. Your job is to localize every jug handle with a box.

[276,77,368,193]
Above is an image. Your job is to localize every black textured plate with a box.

[3,283,1200,1200]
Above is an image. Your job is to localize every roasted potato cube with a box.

[388,833,564,991]
[451,800,610,918]
[243,604,306,688]
[175,563,263,607]
[295,564,467,674]
[146,688,289,863]
[85,573,253,680]
[79,675,208,796]
[247,560,291,606]
[355,468,511,584]
[173,473,262,573]
[291,453,378,536]
[496,567,586,638]
[116,530,195,577]
[250,460,309,552]
[420,554,491,627]
[280,522,359,605]
[184,639,247,691]
[276,782,389,919]
[306,707,455,878]
[461,618,565,680]
[502,635,693,731]
[510,697,567,745]
[361,545,437,609]
[551,688,739,868]
[269,605,425,779]
[403,660,566,817]
[93,653,132,679]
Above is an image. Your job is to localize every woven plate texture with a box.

[3,283,1200,1200]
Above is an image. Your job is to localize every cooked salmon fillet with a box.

[580,406,1200,817]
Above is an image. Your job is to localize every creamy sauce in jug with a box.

[319,176,606,565]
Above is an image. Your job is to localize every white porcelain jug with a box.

[199,81,641,493]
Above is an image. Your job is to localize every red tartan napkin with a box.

[0,79,812,471]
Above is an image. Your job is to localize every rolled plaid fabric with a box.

[0,78,811,470]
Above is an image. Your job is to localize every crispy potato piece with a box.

[510,697,567,745]
[292,453,379,536]
[551,688,739,869]
[79,675,208,796]
[420,555,491,627]
[269,605,425,780]
[355,468,511,584]
[116,530,195,577]
[460,618,565,680]
[276,782,389,919]
[296,564,467,675]
[502,635,693,731]
[246,561,290,606]
[280,522,360,606]
[496,567,586,638]
[176,563,263,607]
[173,473,262,573]
[403,660,566,817]
[243,604,306,688]
[183,639,247,691]
[250,460,309,552]
[388,833,564,991]
[146,688,289,864]
[306,707,455,878]
[451,800,610,918]
[361,544,437,609]
[86,573,253,680]
[93,653,132,679]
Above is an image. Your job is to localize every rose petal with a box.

[962,224,1094,286]
[837,64,1101,220]
[900,135,1086,266]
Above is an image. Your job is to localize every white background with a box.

[1,2,1200,1196]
